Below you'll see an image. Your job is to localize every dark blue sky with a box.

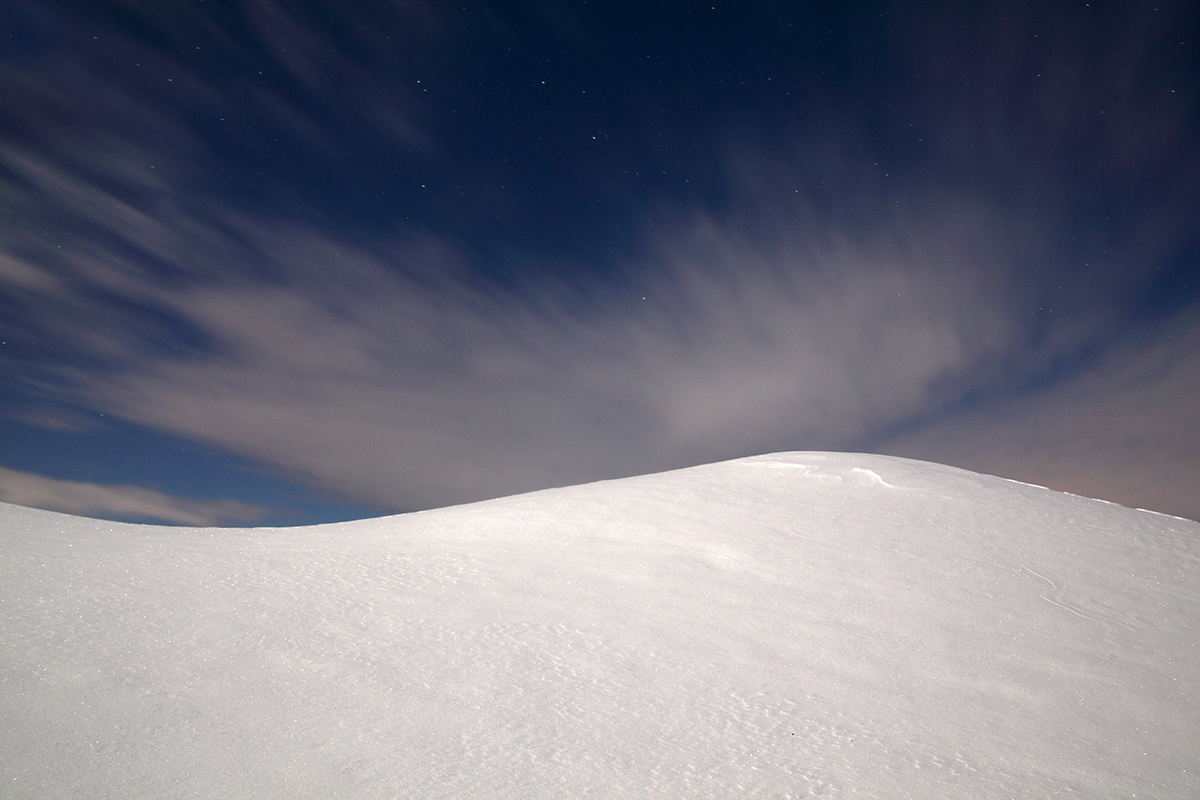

[2,0,1198,525]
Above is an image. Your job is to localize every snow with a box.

[2,451,1197,798]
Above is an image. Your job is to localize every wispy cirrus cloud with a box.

[2,0,1198,520]
[3,84,1198,515]
[79,205,1022,509]
[4,149,1187,513]
[881,308,1200,522]
[0,466,264,526]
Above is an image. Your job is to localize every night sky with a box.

[2,1,1198,526]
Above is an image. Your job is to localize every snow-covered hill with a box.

[2,452,1197,798]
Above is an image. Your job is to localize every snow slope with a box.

[2,452,1197,798]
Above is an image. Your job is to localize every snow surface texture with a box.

[2,452,1198,799]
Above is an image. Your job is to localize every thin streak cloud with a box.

[0,466,264,526]
[882,309,1200,522]
[5,157,1173,511]
[1,1,1198,520]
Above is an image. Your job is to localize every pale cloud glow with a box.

[0,466,264,526]
[3,122,1198,515]
[882,309,1200,522]
[3,170,1184,514]
[1,1,1197,521]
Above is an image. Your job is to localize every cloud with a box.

[0,176,1075,509]
[0,466,265,526]
[120,239,976,505]
[880,309,1200,522]
[2,0,1198,520]
[3,108,1198,516]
